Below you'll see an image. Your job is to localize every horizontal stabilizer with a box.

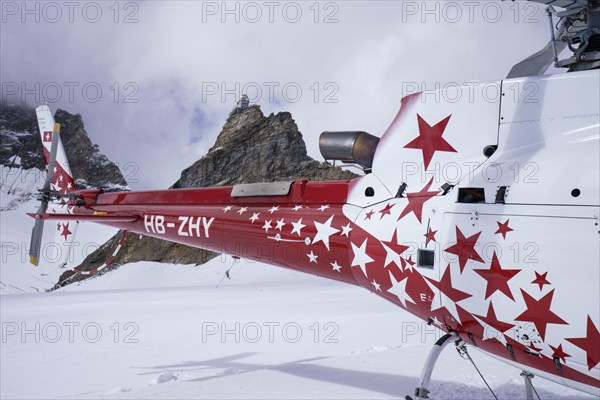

[27,213,139,223]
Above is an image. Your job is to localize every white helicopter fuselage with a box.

[344,69,600,395]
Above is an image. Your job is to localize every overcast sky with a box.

[1,1,562,189]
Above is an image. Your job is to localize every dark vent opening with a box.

[587,34,600,52]
[458,188,485,204]
[417,249,435,269]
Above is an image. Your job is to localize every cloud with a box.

[1,1,559,189]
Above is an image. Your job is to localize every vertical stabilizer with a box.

[30,106,79,266]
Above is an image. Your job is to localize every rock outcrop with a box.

[53,109,129,190]
[173,106,357,188]
[0,102,128,191]
[68,106,356,284]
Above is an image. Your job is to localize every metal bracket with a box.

[495,185,508,204]
[396,182,407,198]
[231,182,292,197]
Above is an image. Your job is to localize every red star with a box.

[364,210,375,220]
[385,229,410,256]
[528,341,543,353]
[403,114,457,170]
[397,178,440,223]
[56,224,61,232]
[515,289,568,341]
[426,265,472,304]
[60,223,72,240]
[474,302,514,333]
[494,219,513,239]
[550,344,571,364]
[378,203,395,219]
[424,226,437,246]
[473,251,521,300]
[531,271,551,291]
[444,226,484,273]
[566,316,600,370]
[405,255,415,267]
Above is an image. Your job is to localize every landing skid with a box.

[405,332,459,400]
[405,332,539,400]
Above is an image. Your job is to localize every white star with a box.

[473,315,508,345]
[387,270,415,308]
[381,242,402,269]
[431,316,444,327]
[268,206,279,214]
[340,223,353,237]
[66,182,72,190]
[312,216,340,251]
[351,238,374,277]
[291,218,306,236]
[307,250,318,263]
[51,182,63,193]
[330,261,342,272]
[403,257,415,272]
[275,218,286,231]
[223,205,232,213]
[371,279,381,291]
[425,276,463,324]
[249,213,260,223]
[237,207,248,215]
[262,220,272,233]
[318,205,330,212]
[59,175,63,182]
[292,205,303,211]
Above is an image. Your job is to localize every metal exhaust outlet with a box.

[319,131,380,169]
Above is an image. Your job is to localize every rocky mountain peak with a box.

[53,109,128,190]
[216,107,299,147]
[173,106,355,189]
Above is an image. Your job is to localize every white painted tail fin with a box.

[35,105,79,267]
[36,106,76,194]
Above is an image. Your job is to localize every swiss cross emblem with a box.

[43,131,53,142]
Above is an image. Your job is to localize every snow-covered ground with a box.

[1,167,116,294]
[0,168,595,399]
[1,259,594,400]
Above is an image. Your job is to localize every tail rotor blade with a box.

[29,123,60,266]
[29,203,48,266]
